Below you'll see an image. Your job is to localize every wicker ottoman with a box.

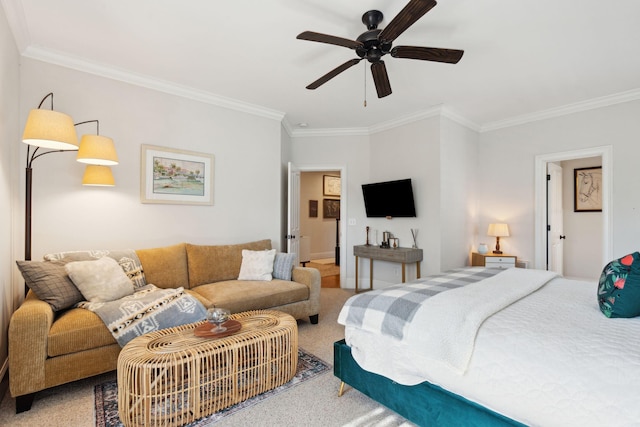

[117,310,298,427]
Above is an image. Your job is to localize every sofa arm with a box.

[292,266,321,313]
[9,292,54,398]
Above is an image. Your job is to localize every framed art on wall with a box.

[141,144,214,205]
[574,166,602,212]
[323,175,341,196]
[323,199,340,219]
[309,200,318,217]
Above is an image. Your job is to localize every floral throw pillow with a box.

[598,252,640,318]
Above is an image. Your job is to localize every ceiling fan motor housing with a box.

[357,11,392,63]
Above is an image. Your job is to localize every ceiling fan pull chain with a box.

[363,61,367,107]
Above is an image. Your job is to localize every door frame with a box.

[295,165,347,286]
[534,146,612,270]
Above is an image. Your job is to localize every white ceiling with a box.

[5,0,640,133]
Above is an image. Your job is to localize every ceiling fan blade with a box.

[371,61,392,98]
[306,58,362,90]
[297,31,363,50]
[379,0,437,43]
[391,46,464,63]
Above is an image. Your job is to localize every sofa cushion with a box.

[65,257,135,302]
[48,308,116,357]
[16,260,84,311]
[186,239,272,287]
[191,279,309,313]
[273,252,296,281]
[136,243,189,289]
[238,249,276,281]
[43,249,146,289]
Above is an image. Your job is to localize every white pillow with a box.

[238,249,277,281]
[65,256,135,302]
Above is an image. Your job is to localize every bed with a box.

[334,267,640,426]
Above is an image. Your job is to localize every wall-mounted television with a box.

[362,178,416,218]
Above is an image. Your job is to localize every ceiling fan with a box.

[296,0,464,99]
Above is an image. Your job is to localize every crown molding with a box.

[287,125,370,138]
[15,42,640,136]
[22,46,286,122]
[481,88,640,132]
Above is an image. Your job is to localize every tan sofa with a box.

[9,239,320,412]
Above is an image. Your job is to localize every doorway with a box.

[288,165,347,288]
[534,146,612,272]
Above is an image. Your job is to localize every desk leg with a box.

[401,263,406,283]
[417,261,421,279]
[355,256,359,293]
[369,259,373,291]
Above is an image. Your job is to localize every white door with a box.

[547,162,564,274]
[287,162,301,265]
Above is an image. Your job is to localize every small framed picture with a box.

[309,200,318,218]
[323,175,341,196]
[574,166,602,212]
[141,144,214,205]
[323,199,340,219]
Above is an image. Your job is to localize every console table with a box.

[354,245,423,293]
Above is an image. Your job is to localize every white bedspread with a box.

[345,275,640,426]
[407,268,557,374]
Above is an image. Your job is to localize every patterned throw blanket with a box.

[78,285,207,347]
[45,248,207,347]
[338,268,502,341]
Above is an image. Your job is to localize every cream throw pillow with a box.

[238,249,277,281]
[65,256,135,302]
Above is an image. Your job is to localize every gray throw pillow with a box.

[16,260,84,311]
[65,257,135,302]
[273,252,296,281]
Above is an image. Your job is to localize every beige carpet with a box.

[0,288,415,427]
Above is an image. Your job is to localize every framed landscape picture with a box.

[141,144,214,205]
[574,166,602,212]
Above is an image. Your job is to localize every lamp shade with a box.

[487,223,510,237]
[22,108,79,150]
[77,134,118,165]
[82,165,115,186]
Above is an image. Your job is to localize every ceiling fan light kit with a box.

[297,0,464,99]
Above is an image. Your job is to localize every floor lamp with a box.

[22,93,118,293]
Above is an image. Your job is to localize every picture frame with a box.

[323,199,340,219]
[574,166,602,212]
[323,175,341,196]
[141,144,214,205]
[309,200,318,218]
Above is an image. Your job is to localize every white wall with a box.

[369,118,440,280]
[561,157,602,280]
[0,3,20,379]
[478,100,640,267]
[16,58,284,280]
[440,116,479,270]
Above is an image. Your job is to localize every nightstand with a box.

[471,252,517,269]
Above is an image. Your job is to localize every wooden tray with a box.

[194,320,242,338]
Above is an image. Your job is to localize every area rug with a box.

[95,348,329,427]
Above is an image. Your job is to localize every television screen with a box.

[362,179,416,218]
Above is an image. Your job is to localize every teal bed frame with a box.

[333,339,526,426]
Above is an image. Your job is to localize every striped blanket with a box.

[338,267,502,341]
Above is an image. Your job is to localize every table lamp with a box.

[487,223,509,254]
